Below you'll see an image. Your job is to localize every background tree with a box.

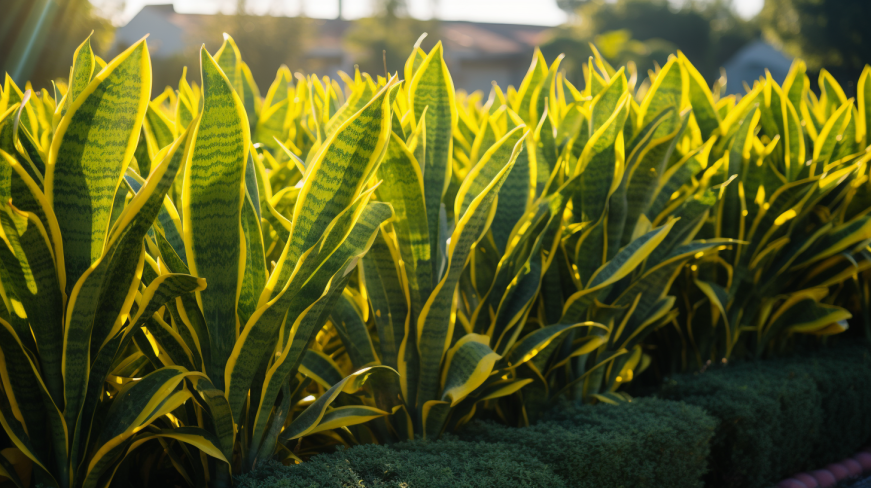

[760,0,870,94]
[546,0,756,85]
[344,0,437,77]
[0,0,115,89]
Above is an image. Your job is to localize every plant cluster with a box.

[0,30,869,488]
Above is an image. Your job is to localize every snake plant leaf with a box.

[416,135,523,405]
[226,200,392,429]
[46,38,151,292]
[782,60,809,113]
[0,452,26,488]
[761,289,851,349]
[275,79,396,292]
[300,349,346,388]
[507,321,603,366]
[182,46,250,388]
[330,291,379,368]
[512,48,548,122]
[792,216,871,269]
[589,68,627,136]
[440,334,501,406]
[560,219,677,323]
[813,100,852,166]
[859,66,871,147]
[4,76,37,138]
[761,75,805,181]
[455,125,526,219]
[63,122,189,443]
[818,70,847,120]
[421,399,451,439]
[129,273,206,331]
[0,203,65,402]
[145,316,197,370]
[326,68,376,137]
[254,66,292,152]
[637,56,683,138]
[214,33,243,95]
[0,317,67,484]
[12,93,47,184]
[530,54,563,126]
[679,51,720,140]
[620,110,689,245]
[306,406,391,435]
[609,107,676,255]
[361,229,408,370]
[176,67,197,130]
[63,34,96,118]
[248,203,392,451]
[83,367,200,487]
[408,43,457,286]
[404,34,428,85]
[240,62,261,128]
[531,109,557,198]
[143,101,178,162]
[187,375,235,462]
[375,133,431,318]
[238,191,266,327]
[279,365,397,442]
[578,93,630,223]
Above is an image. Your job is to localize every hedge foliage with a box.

[464,397,716,488]
[238,397,715,488]
[238,346,871,488]
[234,438,567,488]
[660,345,871,488]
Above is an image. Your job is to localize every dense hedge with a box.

[238,398,716,488]
[234,438,567,488]
[463,397,716,488]
[660,345,871,488]
[237,346,871,488]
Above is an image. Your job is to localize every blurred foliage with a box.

[343,0,437,77]
[760,0,870,93]
[544,0,757,84]
[0,0,115,89]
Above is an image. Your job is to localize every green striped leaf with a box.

[416,135,522,404]
[181,46,250,389]
[408,43,457,286]
[679,52,720,140]
[279,365,396,442]
[330,291,379,368]
[375,133,431,320]
[440,334,500,406]
[46,39,152,292]
[362,229,408,370]
[274,80,396,293]
[63,34,96,117]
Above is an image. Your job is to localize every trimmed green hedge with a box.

[238,345,871,488]
[462,397,716,488]
[233,438,567,488]
[660,345,871,488]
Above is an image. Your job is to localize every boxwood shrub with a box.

[233,437,567,488]
[660,345,871,488]
[462,397,716,488]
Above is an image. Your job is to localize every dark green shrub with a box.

[801,345,871,462]
[234,438,566,488]
[461,397,716,488]
[660,361,822,488]
[659,345,871,488]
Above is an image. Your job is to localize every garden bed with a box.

[236,345,871,488]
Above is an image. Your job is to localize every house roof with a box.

[116,4,549,61]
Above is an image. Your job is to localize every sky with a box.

[95,0,766,26]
